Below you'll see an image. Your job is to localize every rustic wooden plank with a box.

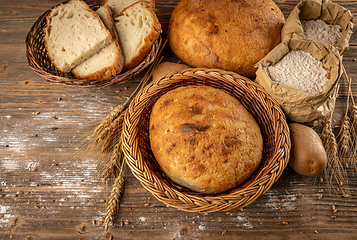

[1,0,357,239]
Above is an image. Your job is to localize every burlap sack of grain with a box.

[281,0,354,56]
[255,38,342,126]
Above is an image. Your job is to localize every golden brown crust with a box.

[149,85,263,194]
[168,0,285,78]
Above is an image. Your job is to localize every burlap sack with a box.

[281,0,353,56]
[255,38,342,126]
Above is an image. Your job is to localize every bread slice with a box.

[71,5,124,80]
[104,0,155,16]
[113,1,161,71]
[43,0,112,73]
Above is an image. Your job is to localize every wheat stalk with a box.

[95,113,125,154]
[320,112,339,163]
[320,93,350,197]
[104,159,126,231]
[94,104,126,136]
[336,67,352,160]
[342,65,357,172]
[350,104,357,134]
[337,115,352,160]
[99,141,124,181]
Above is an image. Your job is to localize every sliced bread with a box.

[43,0,112,73]
[72,5,124,80]
[104,0,155,16]
[113,1,161,71]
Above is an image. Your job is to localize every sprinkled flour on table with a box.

[302,19,342,46]
[267,50,329,96]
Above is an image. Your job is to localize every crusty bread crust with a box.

[114,1,161,72]
[168,0,285,78]
[149,86,263,194]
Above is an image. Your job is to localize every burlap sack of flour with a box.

[255,38,342,126]
[281,0,353,56]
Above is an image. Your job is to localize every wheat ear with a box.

[320,101,350,197]
[104,159,126,231]
[349,101,357,172]
[99,141,124,180]
[342,65,357,171]
[94,104,125,136]
[336,67,352,160]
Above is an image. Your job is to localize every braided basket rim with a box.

[122,68,291,213]
[25,0,161,88]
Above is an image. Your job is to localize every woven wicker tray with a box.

[26,0,161,88]
[122,68,291,213]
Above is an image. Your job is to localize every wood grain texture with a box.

[0,0,357,239]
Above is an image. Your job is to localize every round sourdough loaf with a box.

[149,85,263,194]
[168,0,285,78]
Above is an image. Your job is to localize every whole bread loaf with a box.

[105,0,155,16]
[71,5,124,80]
[43,0,112,73]
[113,1,161,71]
[149,85,263,194]
[168,0,285,78]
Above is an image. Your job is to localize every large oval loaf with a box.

[149,85,263,194]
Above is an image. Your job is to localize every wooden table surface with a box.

[1,0,357,239]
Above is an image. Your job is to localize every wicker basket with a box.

[122,68,291,213]
[26,0,161,88]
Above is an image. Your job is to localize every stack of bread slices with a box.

[43,0,161,80]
